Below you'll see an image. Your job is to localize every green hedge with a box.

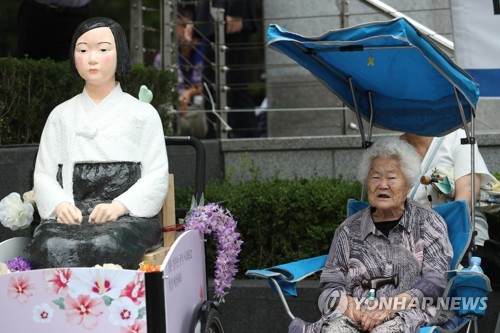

[0,57,176,145]
[176,176,363,278]
[177,173,500,279]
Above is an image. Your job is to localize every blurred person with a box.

[17,0,91,61]
[400,129,499,289]
[195,0,260,138]
[155,5,208,138]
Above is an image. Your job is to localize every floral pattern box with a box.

[1,267,147,332]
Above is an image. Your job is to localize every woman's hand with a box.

[344,296,363,324]
[360,305,397,331]
[360,292,414,331]
[178,91,191,111]
[55,202,83,224]
[89,201,128,223]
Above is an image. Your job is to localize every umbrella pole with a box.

[367,91,375,143]
[348,77,368,147]
[454,87,476,267]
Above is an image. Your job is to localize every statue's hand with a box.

[89,201,128,224]
[55,202,83,224]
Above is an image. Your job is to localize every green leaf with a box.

[138,307,146,319]
[102,295,114,306]
[53,297,65,310]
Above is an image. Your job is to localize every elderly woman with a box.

[318,138,454,333]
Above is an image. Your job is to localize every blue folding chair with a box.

[246,200,491,332]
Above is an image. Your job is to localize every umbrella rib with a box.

[304,44,412,53]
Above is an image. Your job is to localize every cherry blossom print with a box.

[7,274,34,304]
[64,294,106,329]
[121,319,147,333]
[108,297,139,327]
[33,303,54,324]
[68,268,130,300]
[119,273,145,306]
[43,268,72,295]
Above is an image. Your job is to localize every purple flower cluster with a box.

[5,256,32,272]
[184,203,243,301]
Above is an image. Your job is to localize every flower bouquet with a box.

[183,201,243,302]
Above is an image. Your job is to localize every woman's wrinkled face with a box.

[367,156,409,213]
[74,27,117,86]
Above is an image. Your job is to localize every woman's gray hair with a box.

[357,137,421,187]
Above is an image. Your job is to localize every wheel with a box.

[204,308,224,333]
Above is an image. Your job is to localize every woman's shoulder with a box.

[337,208,366,232]
[407,200,438,215]
[442,128,465,146]
[406,200,446,226]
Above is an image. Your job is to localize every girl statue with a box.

[25,17,169,269]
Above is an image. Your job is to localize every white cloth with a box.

[409,129,495,245]
[34,83,169,219]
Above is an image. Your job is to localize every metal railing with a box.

[128,1,489,138]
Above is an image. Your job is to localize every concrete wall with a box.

[220,133,500,183]
[263,0,500,137]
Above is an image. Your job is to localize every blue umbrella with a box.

[268,18,479,144]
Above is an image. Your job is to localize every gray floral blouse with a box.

[318,200,454,333]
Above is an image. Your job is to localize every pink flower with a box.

[68,269,129,300]
[8,274,34,304]
[121,319,147,333]
[64,294,105,329]
[119,273,145,305]
[43,268,72,295]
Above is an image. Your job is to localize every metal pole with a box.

[341,0,350,135]
[130,0,144,64]
[161,0,176,73]
[210,6,228,139]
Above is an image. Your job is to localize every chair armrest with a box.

[246,255,327,297]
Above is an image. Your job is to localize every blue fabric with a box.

[433,201,471,270]
[446,271,491,317]
[267,18,479,137]
[246,255,328,296]
[466,69,500,97]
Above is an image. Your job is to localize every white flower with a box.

[94,263,123,270]
[108,297,139,327]
[68,268,131,300]
[0,262,10,275]
[0,192,34,230]
[22,190,36,205]
[33,303,54,323]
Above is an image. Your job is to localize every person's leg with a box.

[370,316,405,333]
[225,32,258,138]
[321,315,361,333]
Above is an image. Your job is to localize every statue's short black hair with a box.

[69,17,131,76]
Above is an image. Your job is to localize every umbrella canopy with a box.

[268,18,479,138]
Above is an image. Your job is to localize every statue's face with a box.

[74,27,117,86]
